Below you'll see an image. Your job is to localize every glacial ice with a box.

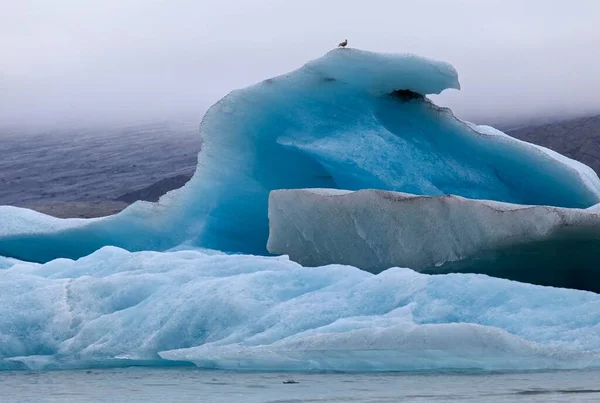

[1,48,600,372]
[268,189,600,292]
[1,49,600,262]
[0,256,19,270]
[0,246,599,372]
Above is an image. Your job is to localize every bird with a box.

[338,39,348,48]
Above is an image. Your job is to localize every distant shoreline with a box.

[24,200,130,218]
[21,173,193,218]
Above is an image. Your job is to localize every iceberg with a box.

[1,49,600,263]
[0,246,599,371]
[1,48,600,372]
[268,189,600,292]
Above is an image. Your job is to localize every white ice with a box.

[1,246,599,371]
[268,188,600,292]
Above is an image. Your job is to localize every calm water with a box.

[0,121,200,205]
[1,368,600,402]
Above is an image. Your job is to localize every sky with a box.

[1,0,599,127]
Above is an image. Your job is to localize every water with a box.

[2,368,600,402]
[0,121,200,206]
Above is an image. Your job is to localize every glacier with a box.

[1,49,600,263]
[268,189,600,292]
[1,246,599,372]
[1,48,600,372]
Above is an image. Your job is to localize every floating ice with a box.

[268,189,600,292]
[0,246,599,372]
[1,49,599,262]
[1,49,599,372]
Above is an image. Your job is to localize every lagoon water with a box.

[0,121,200,206]
[2,368,600,403]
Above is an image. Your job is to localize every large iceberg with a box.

[1,49,600,263]
[1,48,600,372]
[268,189,600,292]
[1,246,599,371]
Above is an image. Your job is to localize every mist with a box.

[2,0,599,128]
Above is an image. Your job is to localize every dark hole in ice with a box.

[390,89,424,102]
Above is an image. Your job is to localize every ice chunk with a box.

[268,189,600,292]
[0,246,598,371]
[1,49,600,263]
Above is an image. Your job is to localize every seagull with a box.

[338,39,348,48]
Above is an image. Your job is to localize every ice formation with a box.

[1,49,600,263]
[1,246,599,371]
[1,49,600,372]
[268,189,600,292]
[0,256,19,270]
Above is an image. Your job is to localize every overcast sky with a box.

[1,0,599,127]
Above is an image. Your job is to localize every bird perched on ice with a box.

[338,39,348,48]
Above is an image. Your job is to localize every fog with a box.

[2,0,599,128]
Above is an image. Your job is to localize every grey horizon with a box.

[2,0,599,127]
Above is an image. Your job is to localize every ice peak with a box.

[304,48,461,95]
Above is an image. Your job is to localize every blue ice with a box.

[0,49,599,262]
[0,49,599,372]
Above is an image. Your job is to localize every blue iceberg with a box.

[1,49,599,262]
[1,48,599,372]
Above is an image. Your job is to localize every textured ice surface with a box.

[1,49,600,262]
[0,256,19,270]
[268,189,600,292]
[1,246,599,372]
[1,49,599,372]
